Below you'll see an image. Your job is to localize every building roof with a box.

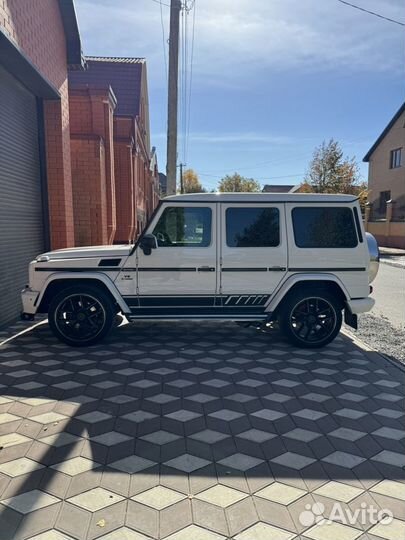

[262,184,299,193]
[58,0,83,67]
[86,56,145,64]
[363,102,405,162]
[163,193,358,203]
[69,56,144,116]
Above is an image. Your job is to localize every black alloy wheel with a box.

[278,289,342,348]
[48,285,115,346]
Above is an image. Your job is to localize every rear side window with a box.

[226,207,280,247]
[292,207,358,248]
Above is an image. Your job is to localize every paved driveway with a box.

[0,320,404,540]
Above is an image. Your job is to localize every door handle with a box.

[198,266,215,272]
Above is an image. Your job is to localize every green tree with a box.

[217,173,261,192]
[303,139,362,194]
[301,139,368,210]
[181,169,206,193]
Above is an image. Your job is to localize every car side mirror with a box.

[140,234,158,255]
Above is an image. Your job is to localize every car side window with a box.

[152,206,212,247]
[226,207,280,247]
[292,207,358,248]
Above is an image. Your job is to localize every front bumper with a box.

[346,297,375,314]
[21,288,40,315]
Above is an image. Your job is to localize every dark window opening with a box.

[390,148,402,169]
[292,207,358,248]
[226,207,280,247]
[379,191,391,215]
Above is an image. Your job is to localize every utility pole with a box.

[179,163,184,194]
[166,0,182,196]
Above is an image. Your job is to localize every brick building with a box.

[69,57,160,245]
[0,0,159,327]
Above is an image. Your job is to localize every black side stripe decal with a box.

[138,267,196,272]
[222,268,267,272]
[35,266,366,273]
[35,267,121,272]
[289,267,366,272]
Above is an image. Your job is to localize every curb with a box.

[342,327,405,374]
[380,259,405,270]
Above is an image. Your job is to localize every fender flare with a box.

[36,272,130,314]
[265,273,350,313]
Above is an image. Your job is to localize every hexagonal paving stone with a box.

[109,455,156,473]
[164,525,226,540]
[164,454,211,473]
[131,486,186,510]
[195,485,247,508]
[1,490,60,513]
[217,453,264,471]
[254,482,306,505]
[50,457,99,476]
[304,520,363,540]
[67,487,124,512]
[97,529,149,540]
[234,522,296,540]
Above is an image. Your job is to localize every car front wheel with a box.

[48,285,115,347]
[278,289,342,348]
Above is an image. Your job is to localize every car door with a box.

[219,203,287,314]
[127,202,218,317]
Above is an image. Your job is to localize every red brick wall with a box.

[89,93,116,243]
[114,116,136,243]
[0,0,75,248]
[70,136,108,246]
[114,142,136,243]
[69,86,116,245]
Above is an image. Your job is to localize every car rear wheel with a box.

[48,285,115,347]
[278,289,342,348]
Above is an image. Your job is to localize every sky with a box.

[74,0,405,191]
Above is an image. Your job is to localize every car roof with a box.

[163,193,358,203]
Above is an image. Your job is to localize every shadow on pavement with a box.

[0,320,404,539]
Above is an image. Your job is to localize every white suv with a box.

[22,193,379,348]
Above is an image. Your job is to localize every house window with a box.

[379,191,391,214]
[390,148,402,169]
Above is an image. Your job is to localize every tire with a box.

[278,289,342,348]
[48,284,115,347]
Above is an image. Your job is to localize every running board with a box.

[127,314,268,321]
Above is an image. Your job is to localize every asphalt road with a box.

[370,262,405,329]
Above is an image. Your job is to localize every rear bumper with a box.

[21,288,40,315]
[346,297,375,314]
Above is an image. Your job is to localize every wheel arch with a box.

[266,273,349,316]
[36,273,130,314]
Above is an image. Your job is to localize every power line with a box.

[336,0,405,27]
[150,0,170,7]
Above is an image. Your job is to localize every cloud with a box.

[75,0,405,89]
[153,131,292,144]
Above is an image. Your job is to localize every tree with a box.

[301,139,368,210]
[181,169,206,193]
[218,173,261,192]
[303,139,363,194]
